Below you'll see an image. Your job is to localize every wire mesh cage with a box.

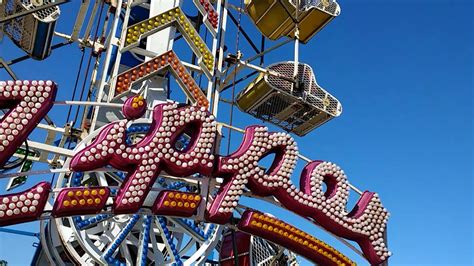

[220,231,298,266]
[1,0,60,60]
[244,0,340,43]
[236,61,342,136]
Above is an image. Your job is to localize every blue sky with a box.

[0,0,473,265]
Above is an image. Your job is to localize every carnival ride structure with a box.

[0,0,391,265]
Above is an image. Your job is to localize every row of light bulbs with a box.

[124,8,214,76]
[240,210,355,266]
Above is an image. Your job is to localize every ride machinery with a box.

[0,0,391,265]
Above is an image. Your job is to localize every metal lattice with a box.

[297,0,340,15]
[2,0,59,59]
[20,0,60,21]
[251,236,278,266]
[266,62,340,117]
[237,61,342,136]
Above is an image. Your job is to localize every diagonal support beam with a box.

[0,58,17,80]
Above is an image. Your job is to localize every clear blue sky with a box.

[0,0,472,265]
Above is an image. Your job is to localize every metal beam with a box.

[24,141,75,158]
[244,38,293,63]
[219,70,258,92]
[0,57,18,79]
[0,41,72,69]
[0,227,40,238]
[71,0,91,41]
[227,10,260,54]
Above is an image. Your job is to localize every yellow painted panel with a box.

[245,0,338,43]
[236,73,272,111]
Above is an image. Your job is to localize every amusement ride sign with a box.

[0,80,391,265]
